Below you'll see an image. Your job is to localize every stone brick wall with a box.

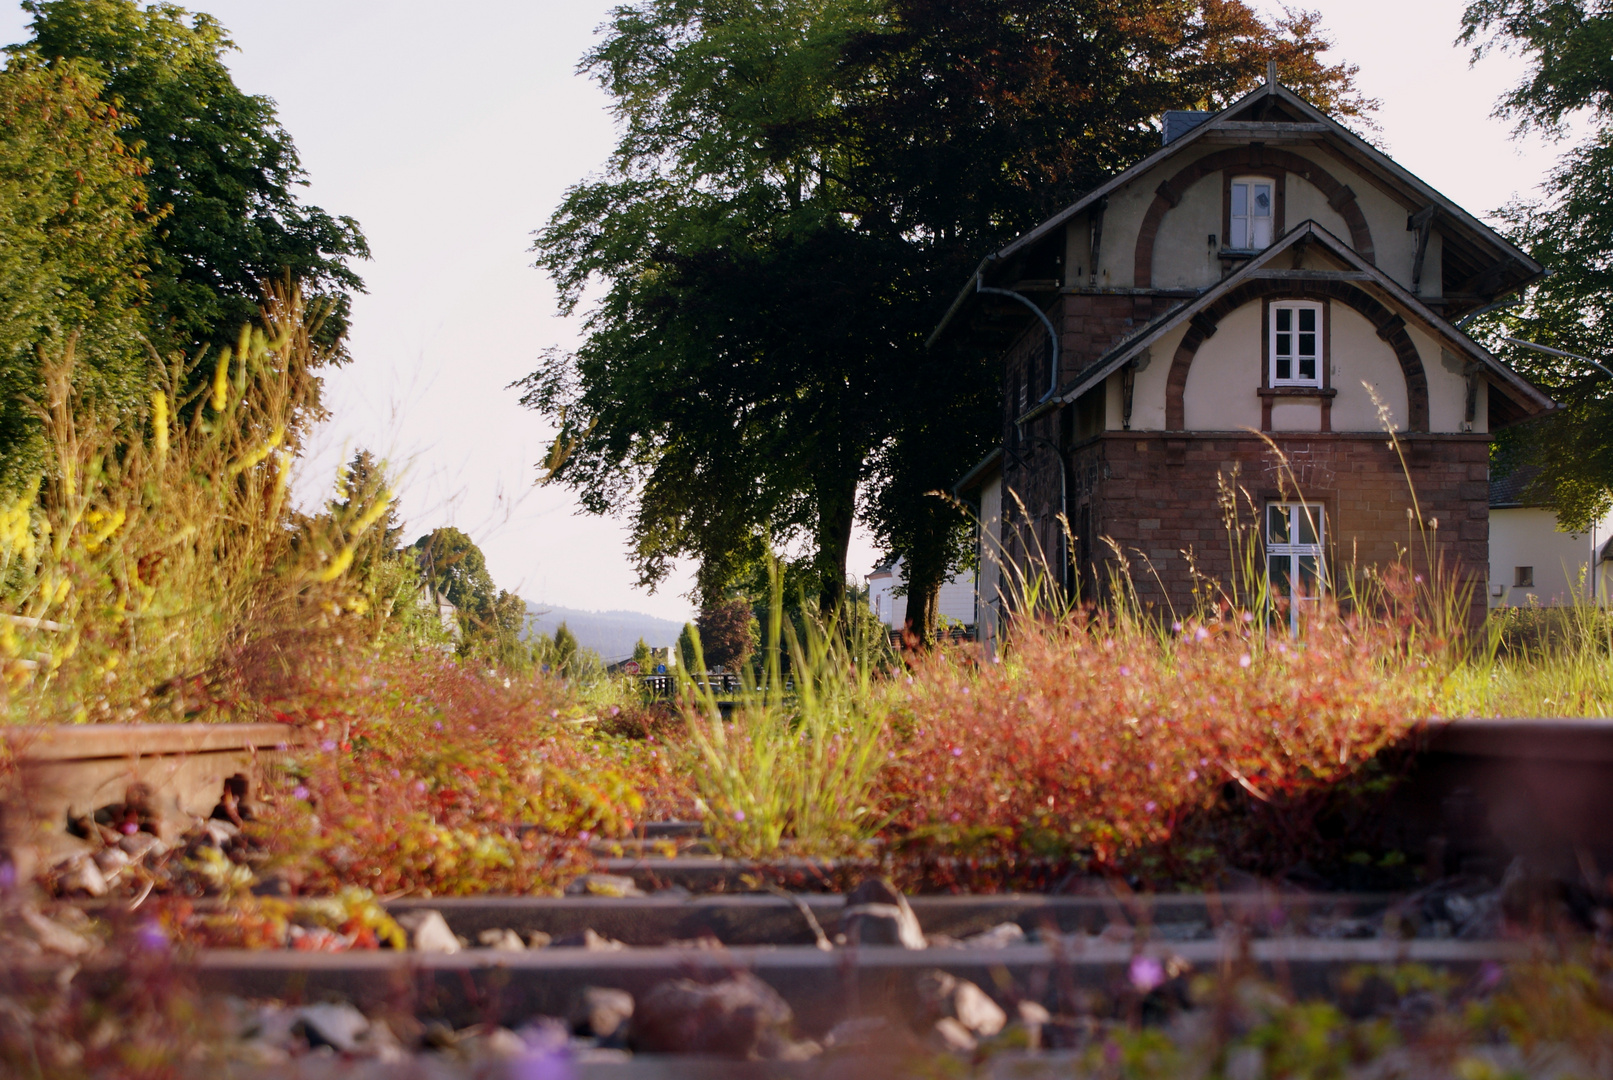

[1082,431,1490,625]
[1059,293,1181,379]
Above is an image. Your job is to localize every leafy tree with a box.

[537,621,579,675]
[631,636,653,670]
[676,621,700,673]
[0,56,153,494]
[696,598,760,673]
[525,0,1367,629]
[412,526,527,669]
[1462,0,1613,530]
[13,0,368,361]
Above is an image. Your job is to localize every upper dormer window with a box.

[1270,301,1323,387]
[1230,177,1274,250]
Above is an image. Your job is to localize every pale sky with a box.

[0,1,1564,622]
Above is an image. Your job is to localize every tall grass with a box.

[679,564,891,856]
[0,287,394,724]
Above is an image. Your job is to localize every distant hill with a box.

[522,602,687,662]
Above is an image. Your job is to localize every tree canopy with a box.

[412,527,528,668]
[1462,0,1613,529]
[0,55,153,494]
[13,0,369,361]
[524,0,1368,627]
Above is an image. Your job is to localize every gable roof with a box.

[1018,220,1554,424]
[995,78,1541,278]
[1489,465,1542,509]
[930,76,1543,347]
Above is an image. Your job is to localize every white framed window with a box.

[1269,301,1323,387]
[1266,502,1326,631]
[1230,177,1274,250]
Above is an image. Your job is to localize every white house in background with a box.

[1489,469,1613,607]
[867,556,976,631]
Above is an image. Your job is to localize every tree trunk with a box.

[814,470,857,617]
[902,552,945,646]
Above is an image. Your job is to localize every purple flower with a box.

[510,1048,575,1080]
[414,781,428,794]
[292,785,310,801]
[609,706,620,716]
[0,861,16,892]
[1119,666,1131,677]
[434,721,444,731]
[135,920,169,952]
[1239,654,1252,669]
[1186,770,1198,782]
[1129,954,1165,992]
[952,747,963,757]
[1478,961,1504,991]
[1171,621,1183,633]
[733,810,746,823]
[950,812,962,822]
[1144,801,1157,812]
[1194,626,1210,642]
[320,739,337,752]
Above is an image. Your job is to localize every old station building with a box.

[944,69,1555,646]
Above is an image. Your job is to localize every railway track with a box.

[3,717,1611,1076]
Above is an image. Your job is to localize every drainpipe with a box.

[976,268,1069,588]
[976,272,1061,403]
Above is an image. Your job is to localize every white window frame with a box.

[1265,502,1326,632]
[1229,176,1274,251]
[1269,301,1323,388]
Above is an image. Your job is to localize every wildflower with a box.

[1186,770,1198,782]
[1414,574,1424,584]
[136,921,170,952]
[1171,621,1183,633]
[1119,666,1130,677]
[950,812,962,822]
[414,781,428,794]
[1128,954,1165,993]
[1144,801,1157,812]
[434,721,444,731]
[952,747,963,757]
[292,785,310,801]
[1194,626,1209,642]
[321,740,337,752]
[609,706,620,716]
[1478,961,1503,990]
[733,810,746,822]
[1239,654,1251,668]
[1241,611,1254,623]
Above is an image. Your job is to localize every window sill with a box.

[1259,386,1336,398]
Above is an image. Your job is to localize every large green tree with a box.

[526,0,1366,626]
[13,0,368,361]
[412,527,528,669]
[1462,0,1613,529]
[0,55,153,494]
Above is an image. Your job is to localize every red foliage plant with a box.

[249,649,676,896]
[878,610,1435,883]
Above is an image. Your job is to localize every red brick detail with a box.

[1068,431,1490,630]
[1133,147,1376,287]
[1163,278,1429,431]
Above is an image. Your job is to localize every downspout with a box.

[974,269,1068,584]
[976,271,1061,402]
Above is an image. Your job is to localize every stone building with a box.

[944,69,1555,649]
